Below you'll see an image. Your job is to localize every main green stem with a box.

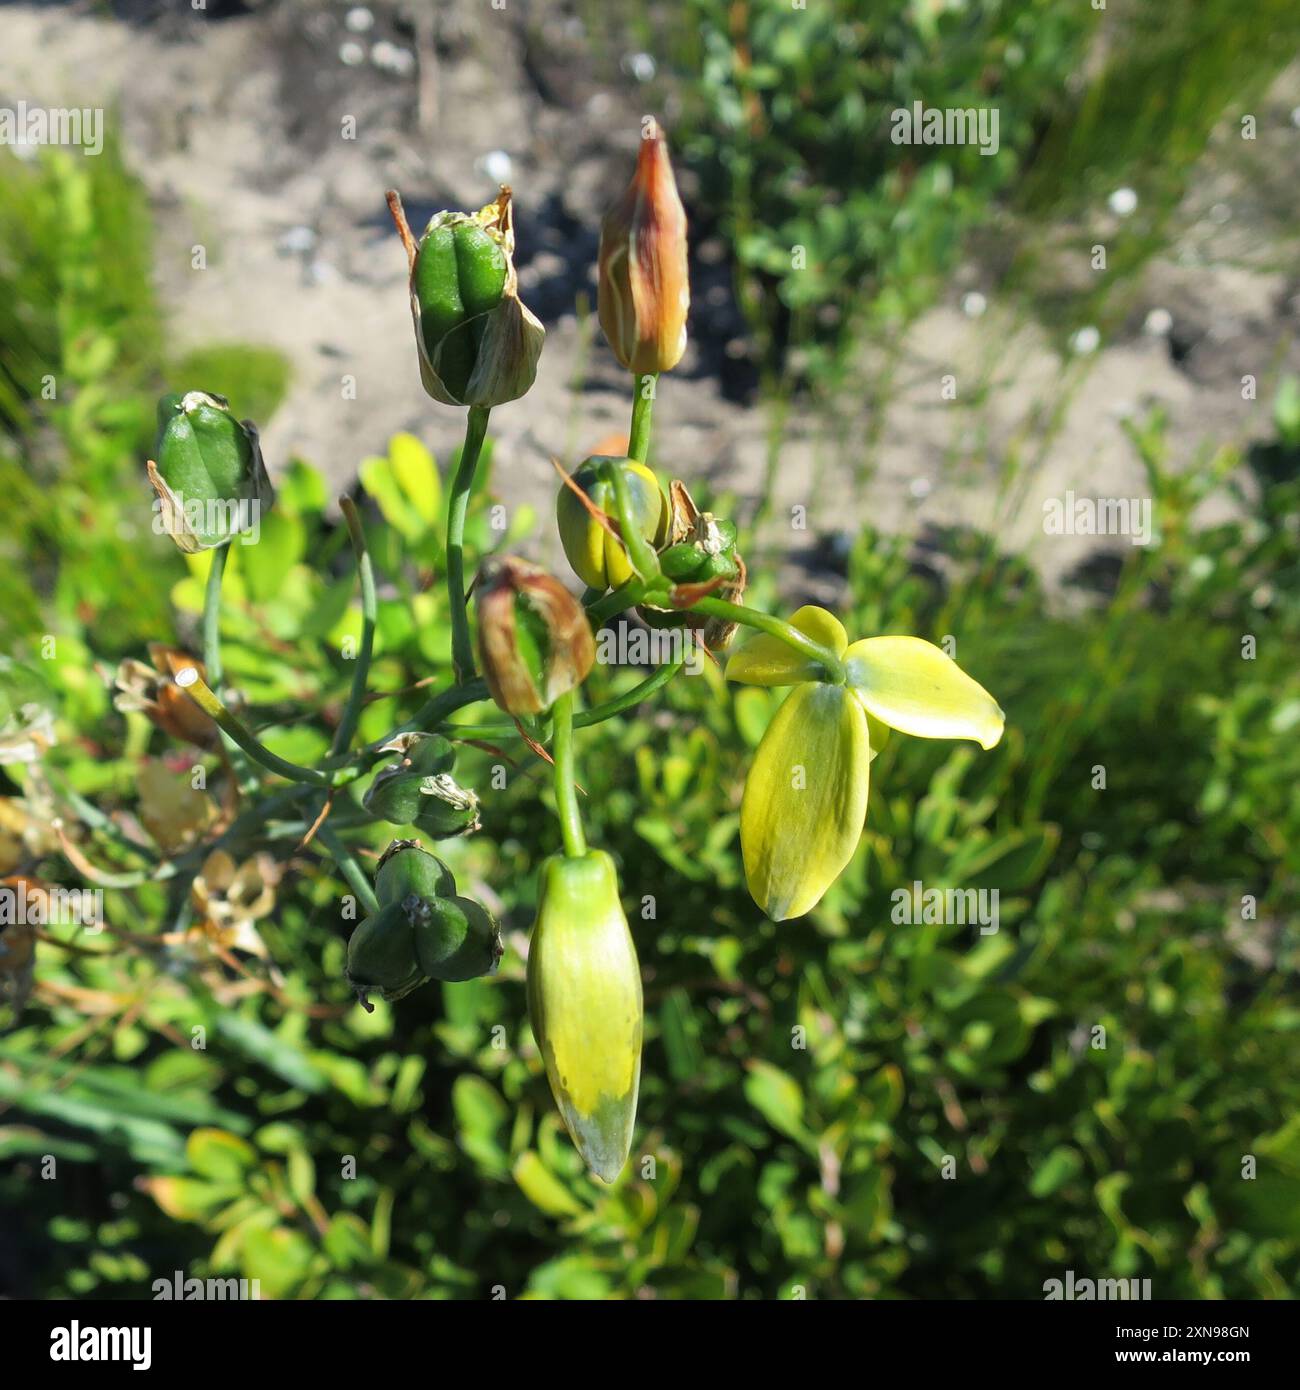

[317,825,379,917]
[203,544,256,788]
[203,546,227,687]
[628,373,657,463]
[606,457,660,581]
[447,405,491,681]
[551,691,586,858]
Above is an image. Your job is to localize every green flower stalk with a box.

[388,187,545,409]
[527,851,643,1182]
[727,606,1005,920]
[147,391,274,552]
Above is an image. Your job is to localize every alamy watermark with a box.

[891,881,999,935]
[595,624,706,675]
[151,495,264,546]
[0,101,104,156]
[890,101,999,157]
[0,880,103,931]
[152,1270,261,1300]
[1043,492,1153,546]
[1043,1269,1152,1300]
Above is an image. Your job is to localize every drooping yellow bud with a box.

[526,851,642,1182]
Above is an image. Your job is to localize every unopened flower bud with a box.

[476,557,595,715]
[148,391,274,552]
[555,456,668,590]
[597,120,690,374]
[393,187,545,408]
[526,851,643,1182]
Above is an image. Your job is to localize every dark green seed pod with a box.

[363,734,459,825]
[345,901,425,1000]
[411,894,504,982]
[699,550,739,582]
[412,774,481,839]
[413,223,508,401]
[658,542,708,582]
[393,187,545,409]
[375,840,457,908]
[147,391,274,552]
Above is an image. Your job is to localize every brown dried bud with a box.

[597,119,690,375]
[475,558,595,715]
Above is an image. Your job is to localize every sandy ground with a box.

[3,0,1297,593]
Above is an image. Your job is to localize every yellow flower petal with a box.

[844,637,1005,750]
[741,682,870,920]
[725,606,849,686]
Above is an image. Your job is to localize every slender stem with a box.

[50,774,155,862]
[203,545,257,787]
[628,372,657,463]
[576,655,685,722]
[687,597,847,681]
[317,825,379,916]
[173,669,331,786]
[446,405,491,681]
[331,498,377,755]
[408,675,490,733]
[449,658,686,740]
[203,546,228,688]
[586,578,647,626]
[551,691,586,858]
[606,458,660,581]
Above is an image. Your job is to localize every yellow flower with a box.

[727,607,1005,920]
[526,851,642,1182]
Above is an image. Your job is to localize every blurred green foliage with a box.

[669,0,1097,378]
[660,0,1298,383]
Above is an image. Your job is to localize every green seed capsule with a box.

[375,841,457,908]
[699,550,739,582]
[556,456,669,590]
[411,773,480,839]
[363,734,459,825]
[413,222,507,401]
[147,391,274,552]
[345,901,425,1000]
[658,542,707,582]
[411,894,503,982]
